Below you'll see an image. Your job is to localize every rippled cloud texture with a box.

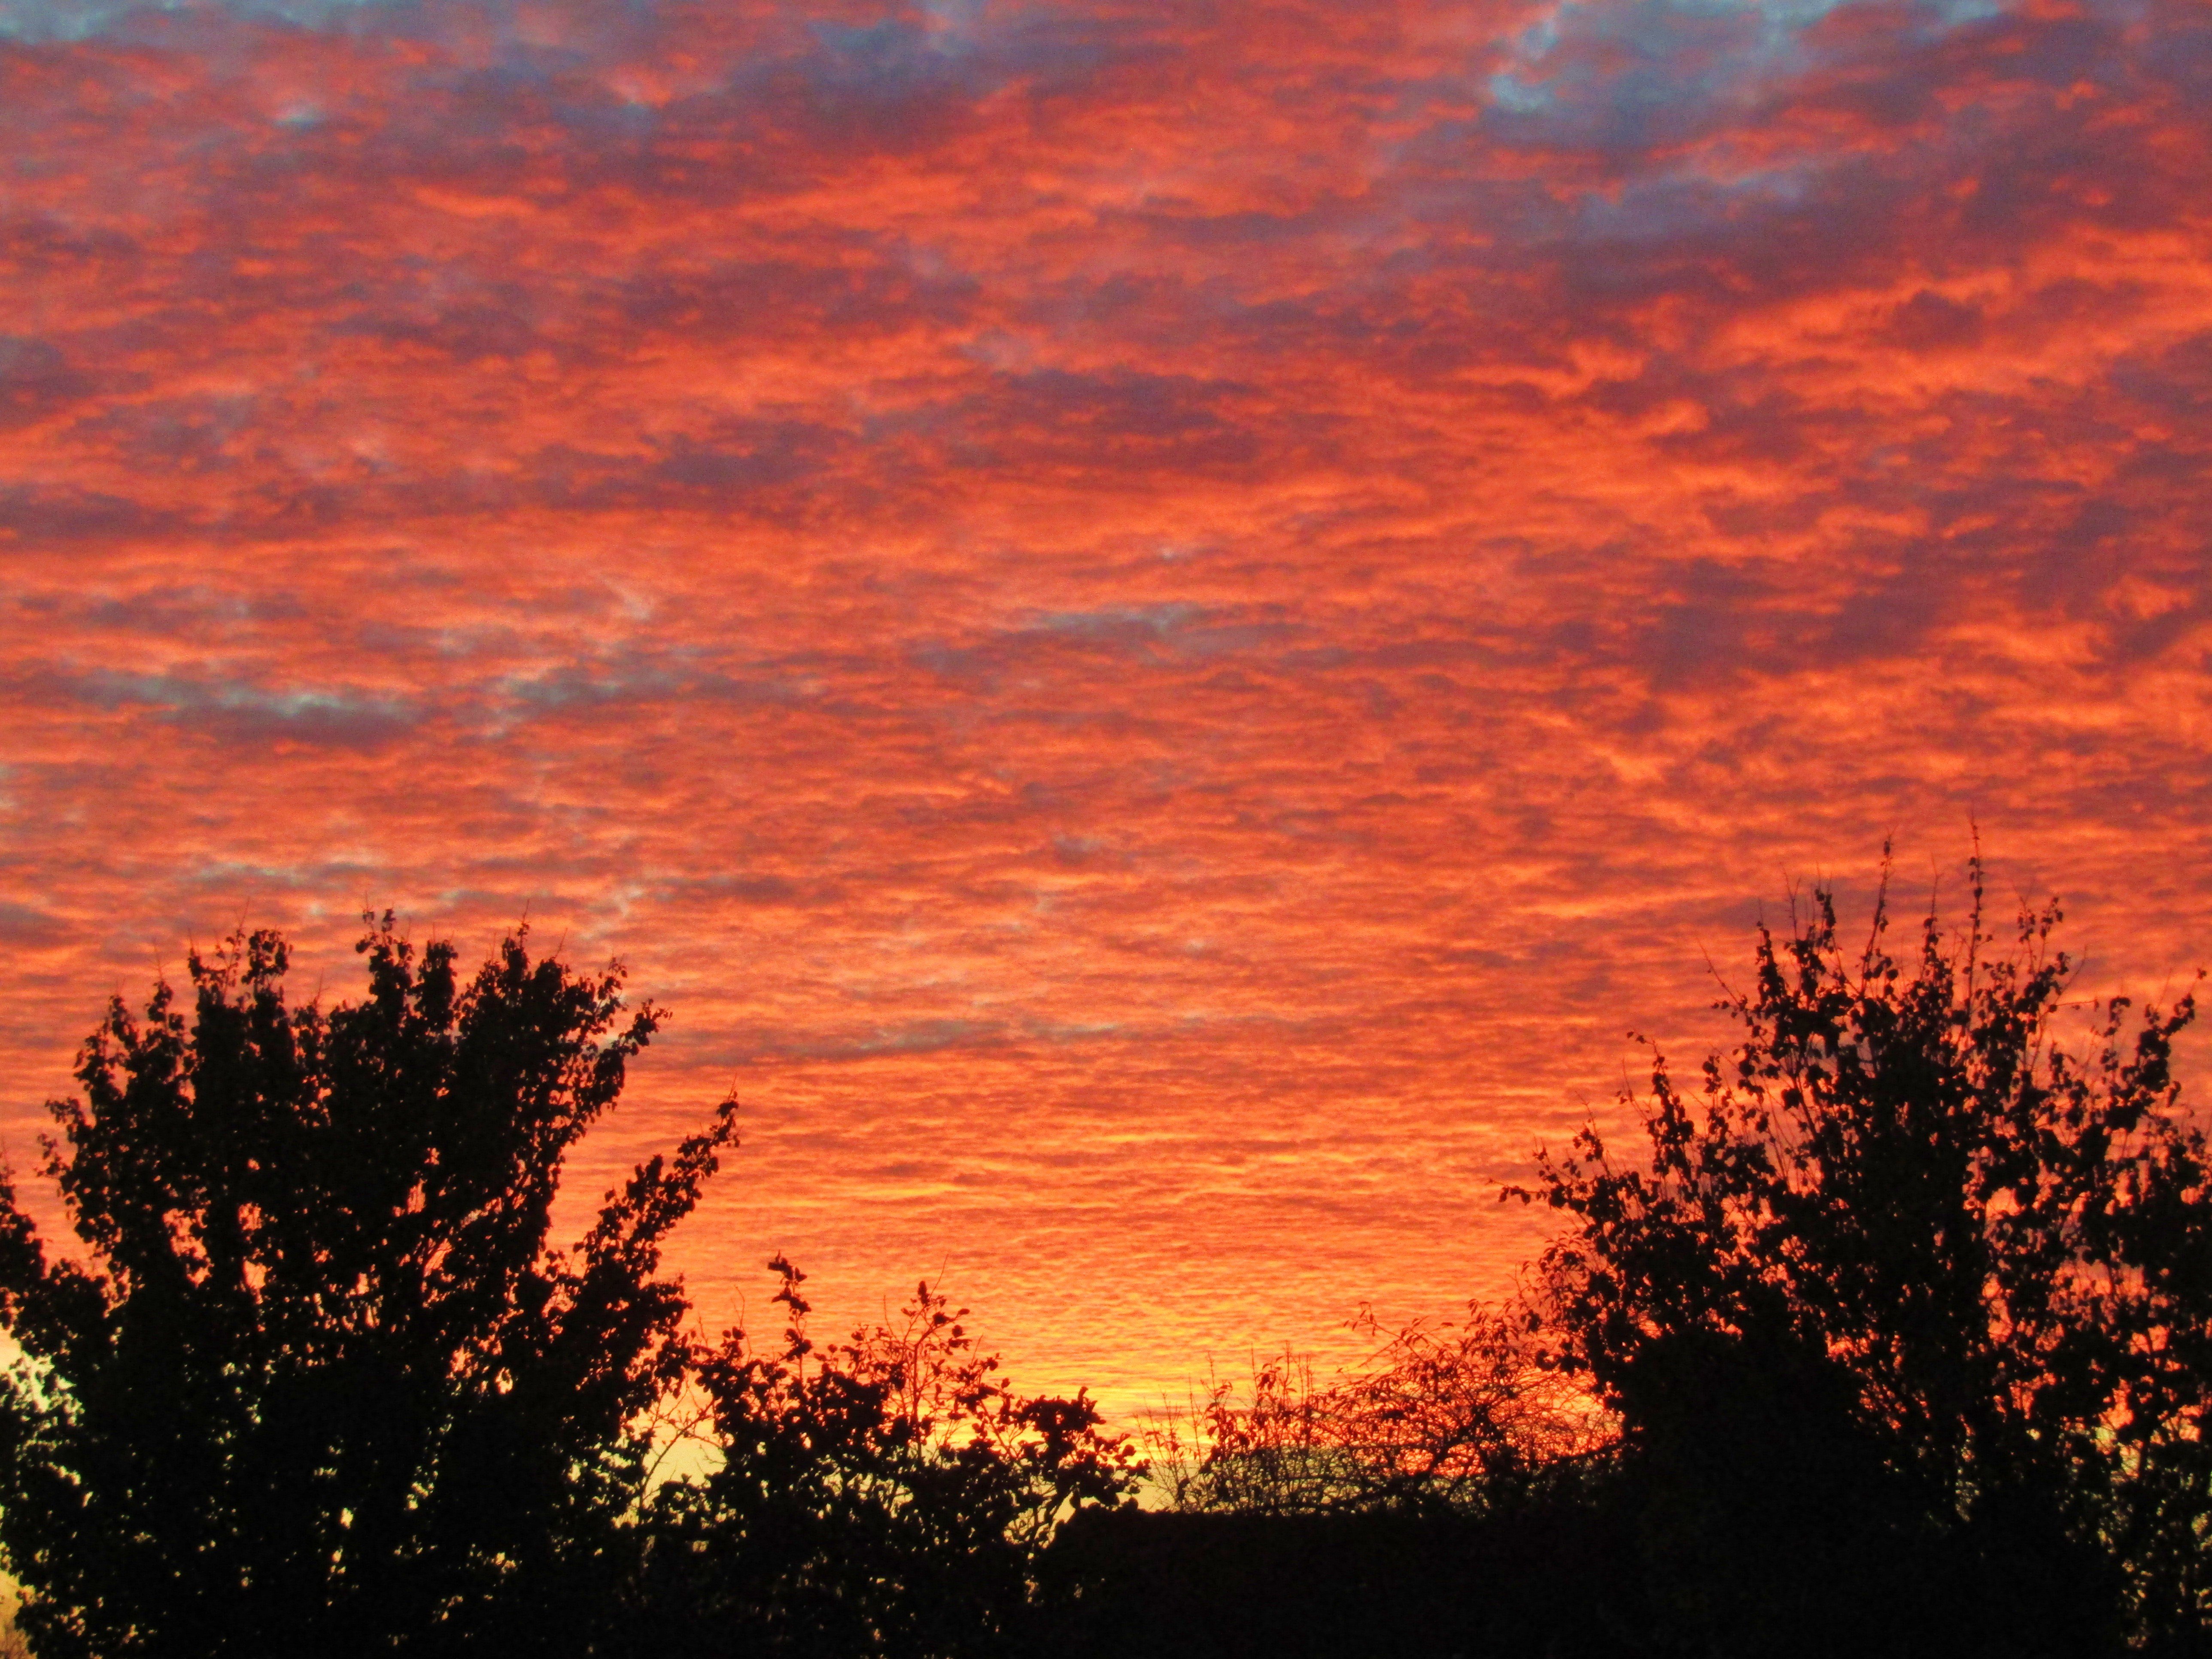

[3,0,2209,1410]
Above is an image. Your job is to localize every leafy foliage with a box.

[1144,1305,1610,1516]
[630,1257,1142,1659]
[0,921,735,1659]
[1519,859,2212,1651]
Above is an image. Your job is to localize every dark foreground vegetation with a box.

[0,860,2207,1656]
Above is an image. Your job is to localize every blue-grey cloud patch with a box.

[1482,0,2033,162]
[1428,0,2197,338]
[647,425,848,496]
[0,901,65,946]
[1884,289,1986,353]
[488,650,820,725]
[910,604,1302,693]
[0,0,398,42]
[954,368,1264,472]
[333,283,555,365]
[520,419,875,517]
[54,668,419,749]
[611,251,980,347]
[2111,330,2212,434]
[0,485,170,547]
[0,336,91,429]
[744,1017,1009,1064]
[76,394,266,475]
[1484,0,1781,158]
[25,583,305,641]
[650,872,849,910]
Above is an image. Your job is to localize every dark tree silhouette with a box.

[0,919,735,1659]
[629,1256,1141,1659]
[1518,860,2212,1656]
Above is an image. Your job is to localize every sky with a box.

[2,0,2209,1419]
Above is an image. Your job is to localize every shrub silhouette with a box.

[1518,859,2212,1656]
[0,920,734,1659]
[627,1255,1141,1659]
[1142,1304,1610,1516]
[1063,1315,1639,1659]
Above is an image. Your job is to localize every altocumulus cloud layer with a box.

[2,0,2209,1409]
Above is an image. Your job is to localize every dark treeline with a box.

[0,861,2208,1657]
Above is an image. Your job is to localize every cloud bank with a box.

[2,0,2208,1409]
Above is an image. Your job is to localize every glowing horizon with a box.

[2,0,2208,1421]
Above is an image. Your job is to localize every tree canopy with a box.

[1520,862,2212,1653]
[0,920,734,1659]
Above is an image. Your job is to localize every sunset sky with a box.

[2,0,2208,1419]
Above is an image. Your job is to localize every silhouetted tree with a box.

[630,1257,1140,1658]
[1519,859,2212,1655]
[0,920,735,1659]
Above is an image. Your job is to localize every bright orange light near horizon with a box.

[1,0,2208,1423]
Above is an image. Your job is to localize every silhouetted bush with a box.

[625,1257,1141,1659]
